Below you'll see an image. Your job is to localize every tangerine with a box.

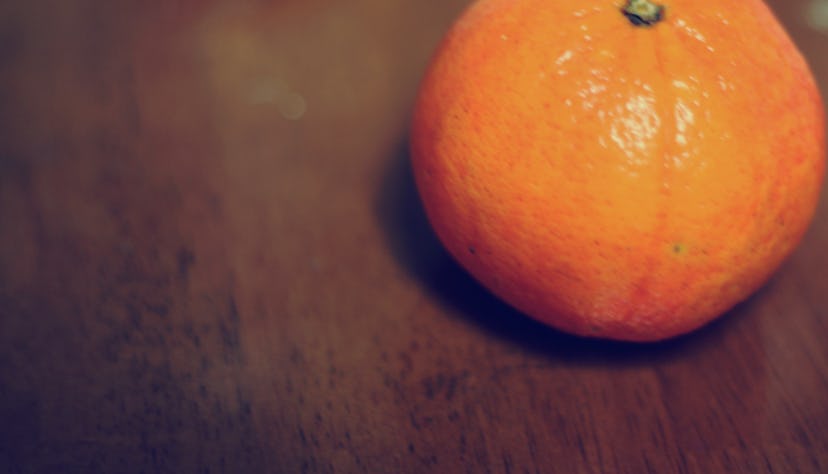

[410,0,826,341]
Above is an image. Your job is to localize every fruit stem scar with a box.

[622,0,665,27]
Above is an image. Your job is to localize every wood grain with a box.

[1,1,826,472]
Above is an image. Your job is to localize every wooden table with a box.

[1,1,827,472]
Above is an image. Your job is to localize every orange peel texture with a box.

[410,0,826,341]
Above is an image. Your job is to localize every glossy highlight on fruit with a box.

[410,0,826,341]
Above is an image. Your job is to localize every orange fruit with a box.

[410,0,826,341]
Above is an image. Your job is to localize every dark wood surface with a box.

[1,1,827,472]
